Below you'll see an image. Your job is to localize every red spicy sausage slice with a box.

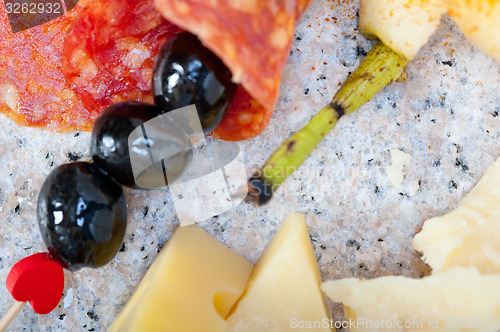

[61,0,274,141]
[0,1,91,131]
[62,0,182,114]
[210,86,272,141]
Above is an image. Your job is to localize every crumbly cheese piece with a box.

[413,155,500,273]
[322,267,500,332]
[448,0,500,64]
[359,0,447,60]
[386,149,411,187]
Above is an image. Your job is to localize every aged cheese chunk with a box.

[108,225,253,332]
[413,155,500,273]
[448,0,500,64]
[226,212,332,331]
[322,267,500,332]
[359,0,447,60]
[386,149,411,187]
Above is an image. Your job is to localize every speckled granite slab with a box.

[1,0,499,330]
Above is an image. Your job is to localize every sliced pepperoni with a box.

[211,86,272,141]
[62,0,182,114]
[0,1,91,131]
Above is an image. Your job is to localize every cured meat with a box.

[211,86,272,141]
[155,0,313,140]
[1,0,312,140]
[62,0,182,114]
[0,1,91,131]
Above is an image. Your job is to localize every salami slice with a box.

[211,86,272,141]
[0,1,91,131]
[62,0,182,114]
[1,0,311,140]
[155,0,313,140]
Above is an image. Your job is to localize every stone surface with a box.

[1,0,499,330]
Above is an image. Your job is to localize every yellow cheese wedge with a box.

[413,155,500,273]
[448,0,500,64]
[108,225,253,332]
[226,212,332,332]
[359,0,447,60]
[322,267,500,332]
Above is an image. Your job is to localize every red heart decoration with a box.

[6,253,65,314]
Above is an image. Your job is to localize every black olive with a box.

[90,101,193,189]
[91,101,165,187]
[37,162,127,270]
[153,32,236,134]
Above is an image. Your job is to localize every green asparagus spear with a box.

[246,41,408,205]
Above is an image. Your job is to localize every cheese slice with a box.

[322,267,500,332]
[448,0,500,64]
[359,0,447,60]
[226,212,332,331]
[108,224,253,332]
[413,155,500,273]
